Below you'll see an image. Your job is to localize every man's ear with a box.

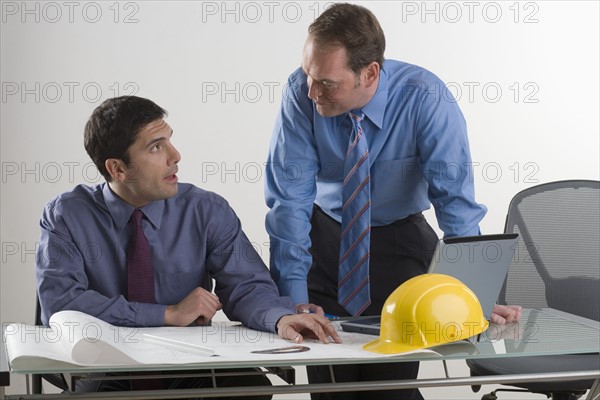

[105,158,127,182]
[363,61,380,88]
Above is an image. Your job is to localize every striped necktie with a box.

[338,112,372,317]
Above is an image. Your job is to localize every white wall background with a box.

[1,1,598,397]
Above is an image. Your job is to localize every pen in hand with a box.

[297,307,340,320]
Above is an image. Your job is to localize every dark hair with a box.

[308,3,386,75]
[84,96,167,181]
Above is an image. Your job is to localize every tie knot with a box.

[349,111,365,125]
[132,209,143,226]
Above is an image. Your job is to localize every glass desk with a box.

[2,308,599,399]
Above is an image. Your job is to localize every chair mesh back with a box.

[498,180,600,322]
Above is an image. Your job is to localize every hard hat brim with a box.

[363,319,489,354]
[363,338,425,354]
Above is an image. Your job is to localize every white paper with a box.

[3,311,442,371]
[4,311,217,369]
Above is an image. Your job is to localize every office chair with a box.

[467,180,600,400]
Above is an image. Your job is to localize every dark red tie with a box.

[127,209,156,303]
[126,209,163,391]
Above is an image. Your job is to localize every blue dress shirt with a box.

[265,60,487,304]
[37,182,294,331]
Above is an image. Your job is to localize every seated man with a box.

[36,96,341,398]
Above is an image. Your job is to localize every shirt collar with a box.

[358,66,388,129]
[102,183,164,230]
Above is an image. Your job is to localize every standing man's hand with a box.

[164,287,223,326]
[276,314,342,344]
[491,304,522,325]
[295,303,325,316]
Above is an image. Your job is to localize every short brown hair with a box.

[84,96,167,181]
[308,3,386,75]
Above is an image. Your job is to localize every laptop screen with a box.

[428,233,518,320]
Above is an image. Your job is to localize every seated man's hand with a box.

[276,314,342,344]
[164,287,223,327]
[491,304,522,324]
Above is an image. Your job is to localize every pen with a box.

[297,308,340,320]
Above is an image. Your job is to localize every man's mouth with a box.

[165,168,178,182]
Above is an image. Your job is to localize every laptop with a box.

[340,233,519,335]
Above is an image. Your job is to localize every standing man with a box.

[36,96,340,398]
[265,3,518,400]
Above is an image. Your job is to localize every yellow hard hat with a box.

[364,274,489,354]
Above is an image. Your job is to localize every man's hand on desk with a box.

[491,304,522,324]
[277,314,343,344]
[164,287,223,326]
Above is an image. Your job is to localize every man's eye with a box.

[322,82,337,91]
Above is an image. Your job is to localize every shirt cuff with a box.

[134,303,167,327]
[278,279,309,305]
[263,307,295,333]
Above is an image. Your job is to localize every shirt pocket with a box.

[371,156,423,201]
